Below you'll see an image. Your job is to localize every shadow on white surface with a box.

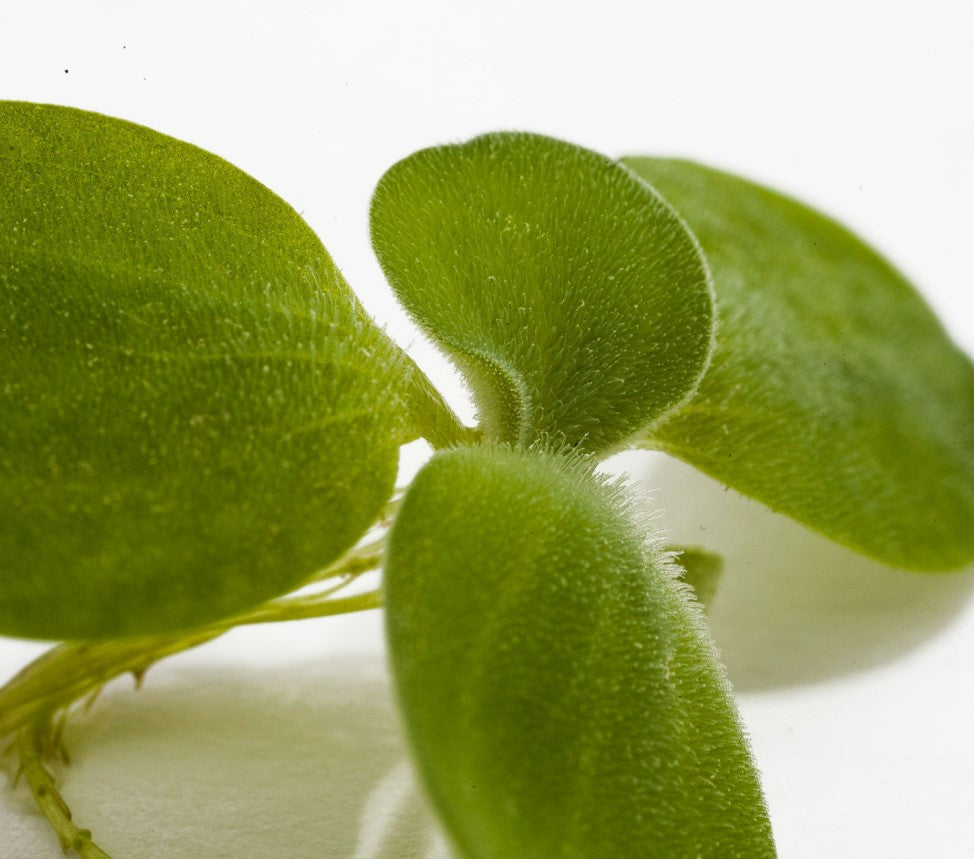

[645,454,974,691]
[1,656,448,859]
[2,458,972,857]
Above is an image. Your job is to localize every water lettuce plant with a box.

[1,101,972,857]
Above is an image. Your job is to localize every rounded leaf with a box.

[624,157,974,570]
[0,102,405,639]
[385,445,775,857]
[370,133,715,454]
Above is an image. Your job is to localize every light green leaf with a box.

[385,445,775,857]
[370,133,715,454]
[624,157,974,570]
[0,101,421,640]
[671,546,723,610]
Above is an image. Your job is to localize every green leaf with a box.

[0,101,415,640]
[671,546,723,610]
[385,445,775,857]
[370,133,715,454]
[624,157,974,570]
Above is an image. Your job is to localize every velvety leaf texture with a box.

[385,445,775,857]
[370,133,715,454]
[624,157,974,570]
[0,102,410,639]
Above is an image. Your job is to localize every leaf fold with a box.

[371,132,715,454]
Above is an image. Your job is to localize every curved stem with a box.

[0,629,223,741]
[0,539,386,858]
[0,585,384,742]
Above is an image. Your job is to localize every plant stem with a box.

[0,539,386,857]
[0,628,223,742]
[304,533,386,584]
[15,723,112,859]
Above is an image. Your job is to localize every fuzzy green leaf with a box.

[624,157,974,570]
[0,101,414,639]
[385,445,775,857]
[370,133,715,454]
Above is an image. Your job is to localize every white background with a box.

[1,2,973,856]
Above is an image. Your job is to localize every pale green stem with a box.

[0,539,386,858]
[304,534,387,585]
[230,588,383,626]
[15,723,112,859]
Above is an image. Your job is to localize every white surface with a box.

[1,2,973,856]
